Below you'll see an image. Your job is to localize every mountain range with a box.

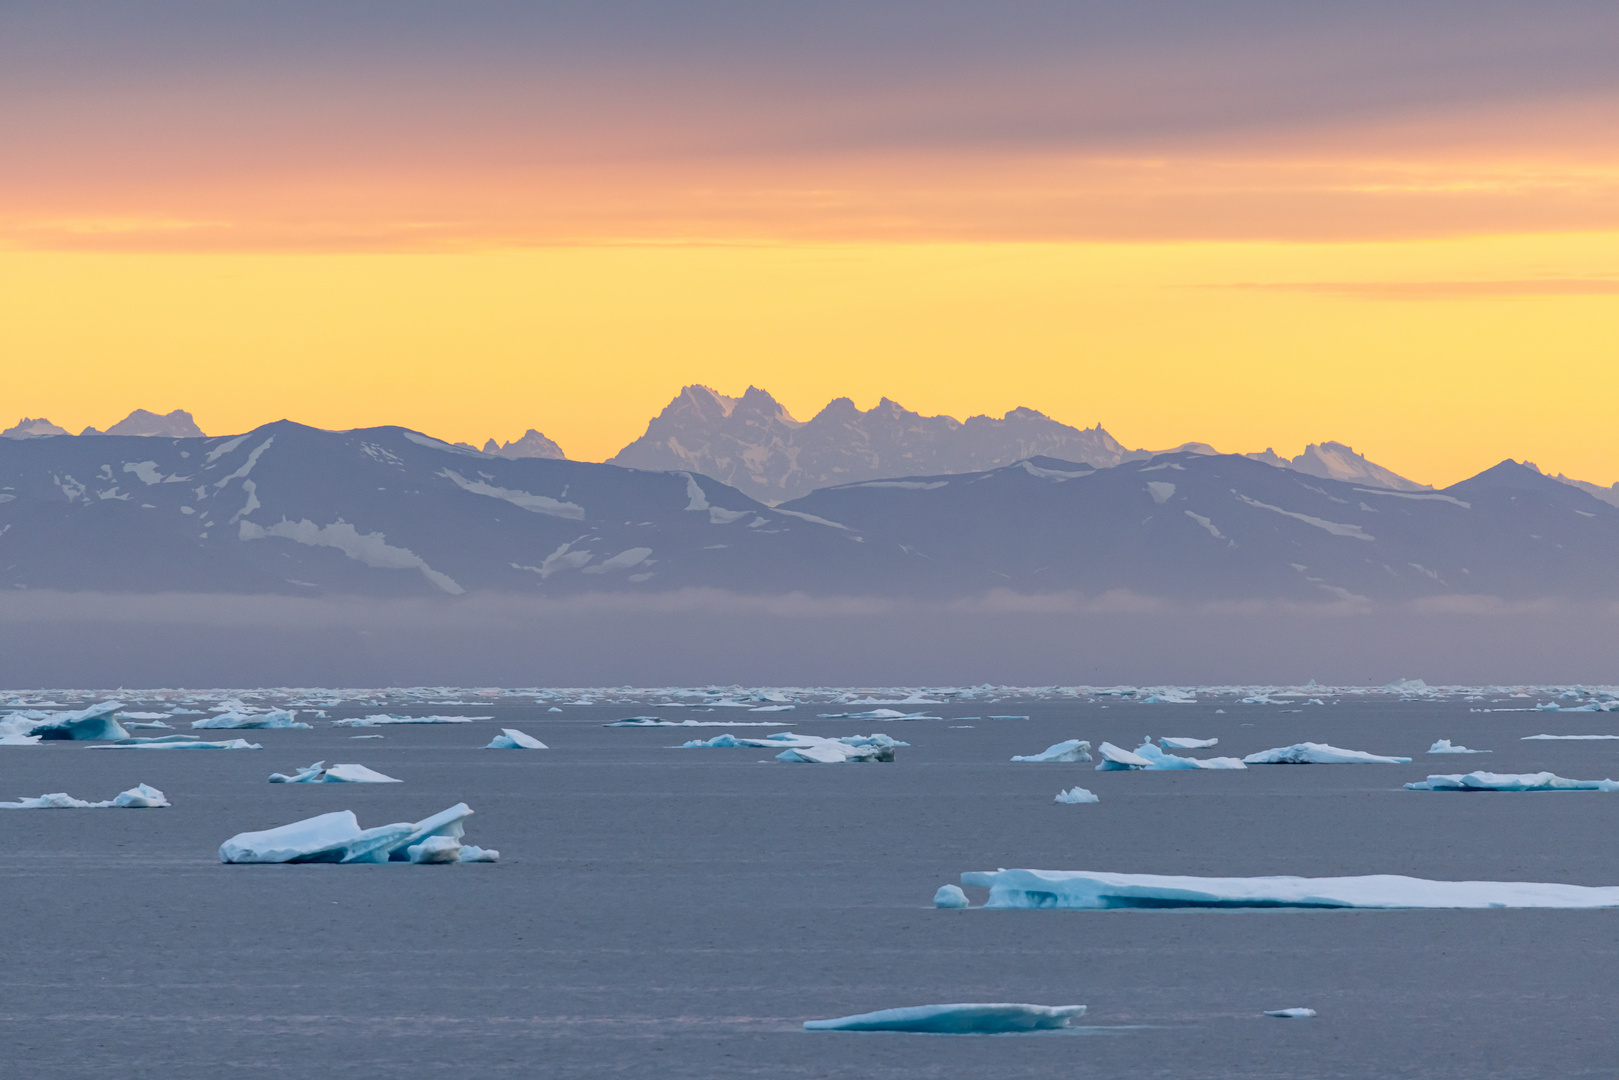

[8,390,1616,509]
[607,385,1435,503]
[0,419,1613,604]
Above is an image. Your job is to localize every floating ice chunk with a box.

[113,783,170,807]
[116,712,172,721]
[1428,739,1490,754]
[407,835,463,863]
[1054,786,1100,804]
[817,709,940,721]
[1243,742,1410,765]
[1140,689,1196,704]
[610,717,785,728]
[456,844,499,862]
[1095,742,1153,770]
[1010,739,1092,763]
[193,709,310,730]
[331,714,489,726]
[805,1003,1086,1034]
[1160,737,1218,749]
[1522,734,1619,740]
[1131,741,1247,770]
[349,734,384,739]
[485,728,547,749]
[547,707,563,713]
[934,884,970,908]
[1,700,128,741]
[114,734,200,744]
[268,761,402,783]
[1534,702,1561,711]
[960,868,1619,909]
[749,704,795,712]
[1265,1008,1316,1019]
[219,802,480,864]
[1405,771,1619,792]
[987,715,1030,720]
[681,733,904,761]
[2,783,168,809]
[93,738,261,749]
[0,732,42,746]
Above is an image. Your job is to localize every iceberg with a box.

[1405,771,1619,792]
[1,783,169,809]
[192,709,310,730]
[1243,742,1411,765]
[1010,739,1092,763]
[1054,786,1099,804]
[485,728,548,749]
[219,802,494,864]
[1094,742,1153,770]
[0,700,128,742]
[1428,740,1489,754]
[1131,741,1247,770]
[934,884,970,908]
[268,761,403,783]
[331,714,490,726]
[114,734,199,744]
[1265,1009,1316,1019]
[92,738,261,750]
[1160,737,1218,749]
[959,868,1619,909]
[0,732,42,746]
[805,1003,1086,1034]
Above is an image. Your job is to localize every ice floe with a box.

[1,783,169,809]
[331,714,490,726]
[92,738,262,750]
[1010,739,1092,763]
[1131,741,1247,770]
[607,717,784,728]
[959,868,1619,908]
[485,728,548,749]
[816,709,941,721]
[219,802,495,864]
[1265,1008,1316,1019]
[193,709,310,730]
[1522,734,1619,740]
[1405,771,1619,792]
[1054,786,1099,804]
[1160,737,1218,749]
[1244,742,1411,765]
[805,1003,1087,1034]
[1428,739,1489,753]
[1094,742,1153,770]
[679,731,906,762]
[268,761,402,783]
[934,884,970,908]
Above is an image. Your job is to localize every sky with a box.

[2,1,1617,486]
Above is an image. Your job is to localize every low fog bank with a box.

[0,590,1614,688]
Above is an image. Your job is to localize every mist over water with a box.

[2,589,1613,687]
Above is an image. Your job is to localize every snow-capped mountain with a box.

[0,420,1614,603]
[608,385,1143,503]
[1,417,71,438]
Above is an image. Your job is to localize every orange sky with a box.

[2,4,1617,486]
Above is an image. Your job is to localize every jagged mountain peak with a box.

[1,417,71,438]
[82,409,206,438]
[610,386,1139,503]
